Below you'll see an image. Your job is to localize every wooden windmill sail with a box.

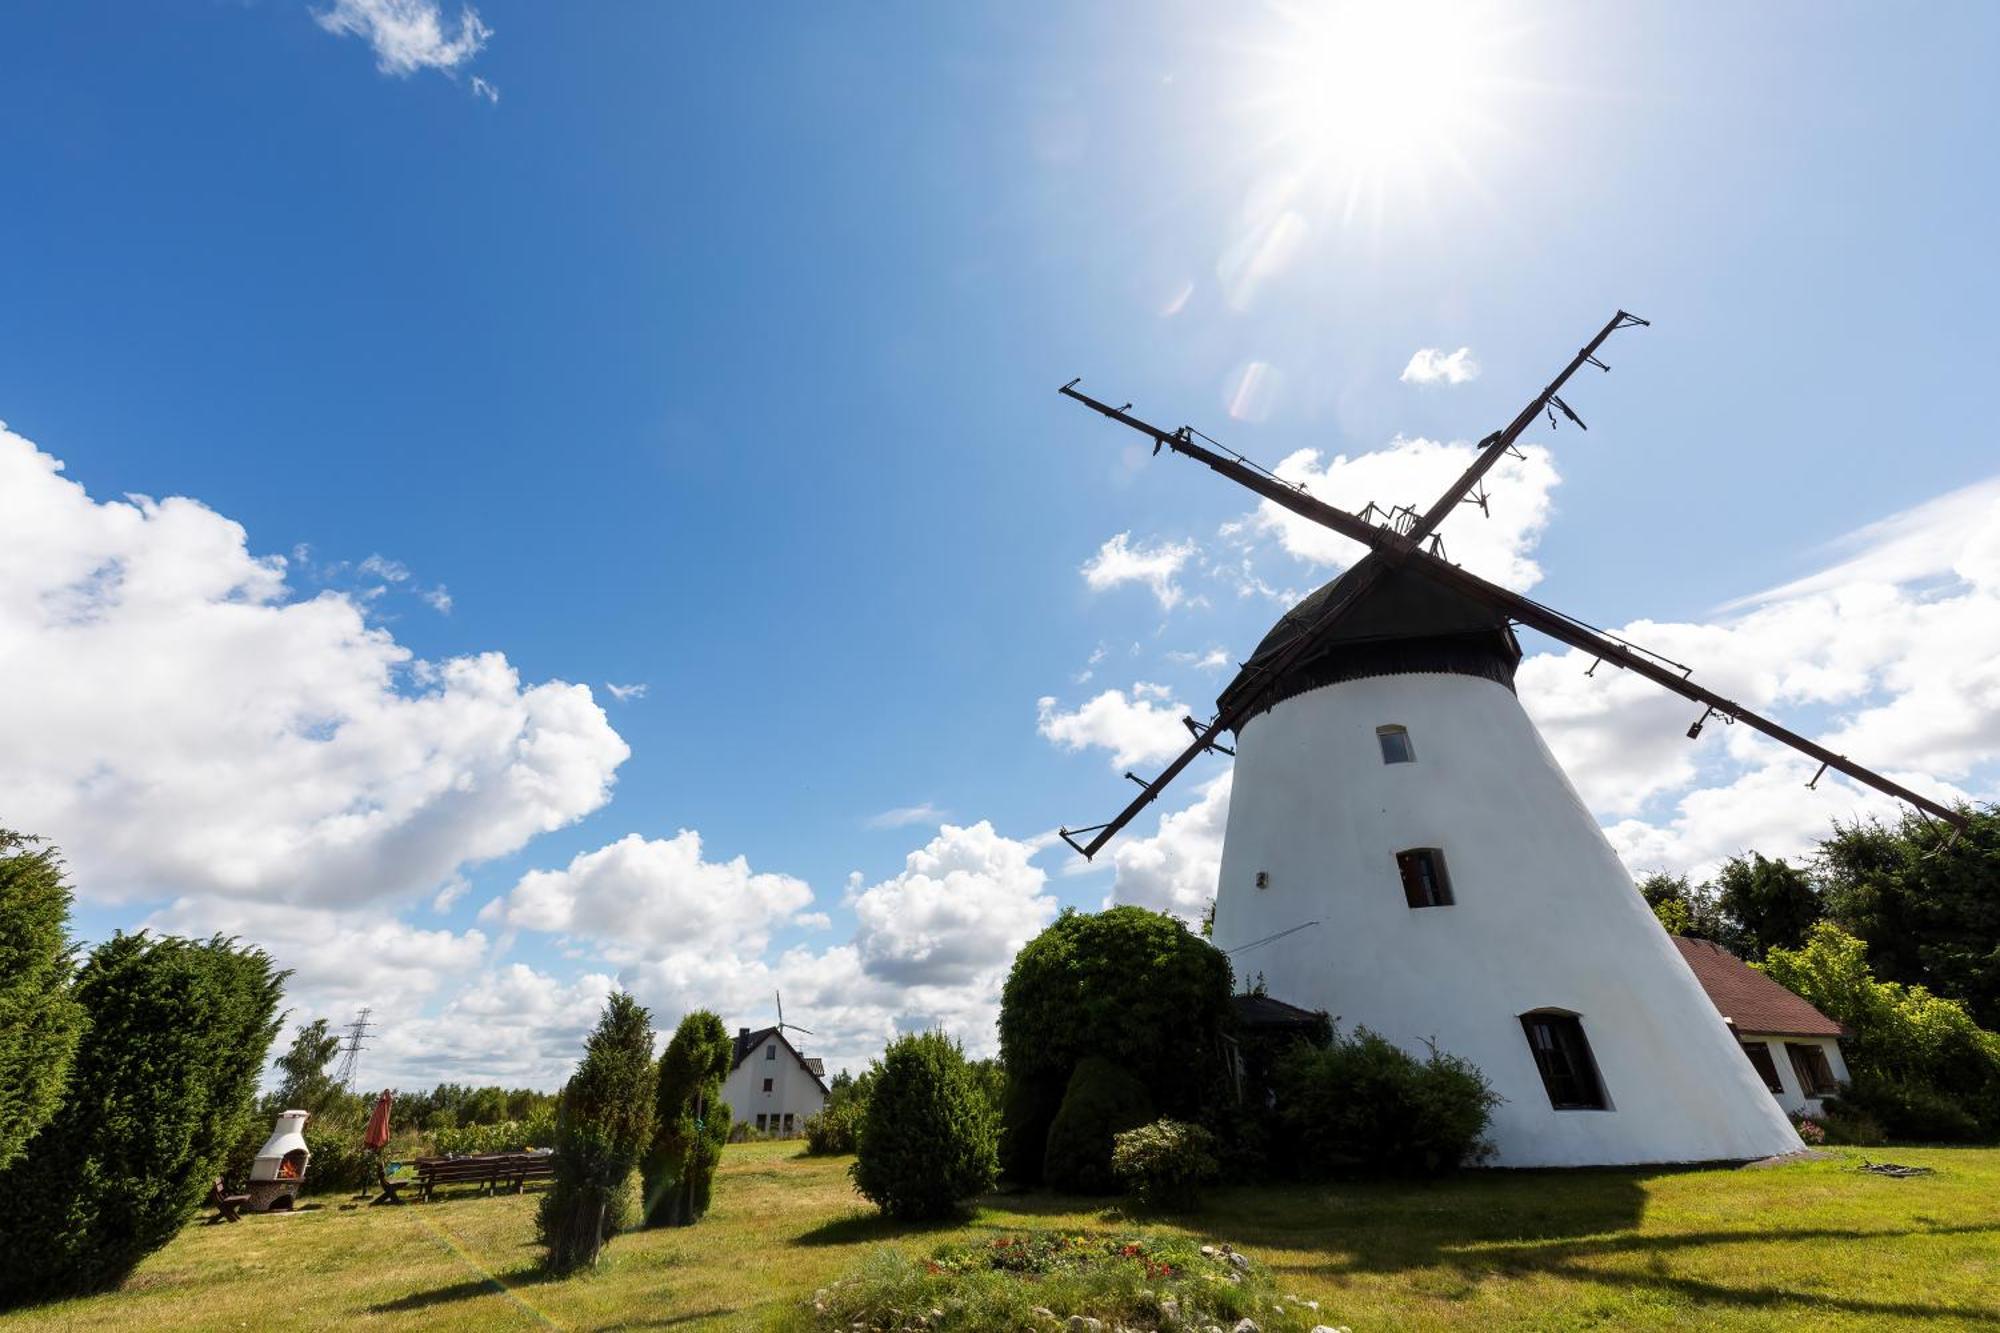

[1056,313,1965,1166]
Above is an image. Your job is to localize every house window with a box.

[1377,725,1415,764]
[1396,848,1453,908]
[1786,1042,1838,1097]
[782,1113,795,1134]
[754,1114,768,1132]
[1520,1011,1608,1110]
[766,1044,777,1060]
[1741,1041,1784,1094]
[762,1077,774,1094]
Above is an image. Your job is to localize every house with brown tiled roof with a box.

[1672,936,1851,1117]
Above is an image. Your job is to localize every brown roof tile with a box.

[1671,936,1846,1038]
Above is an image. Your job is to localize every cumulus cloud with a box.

[1238,437,1559,591]
[849,821,1057,986]
[1401,346,1480,385]
[1081,532,1201,611]
[1108,770,1231,924]
[0,425,628,905]
[1037,684,1191,769]
[315,0,493,81]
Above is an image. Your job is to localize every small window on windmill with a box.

[1741,1041,1784,1094]
[1520,1011,1609,1110]
[1395,848,1453,908]
[1377,725,1415,764]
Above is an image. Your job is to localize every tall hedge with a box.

[539,991,656,1274]
[0,932,285,1305]
[0,832,85,1171]
[997,907,1233,1181]
[641,1009,733,1227]
[1042,1056,1154,1194]
[850,1031,998,1220]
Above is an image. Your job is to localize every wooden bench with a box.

[415,1152,556,1201]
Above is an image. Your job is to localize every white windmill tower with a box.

[1056,312,1967,1167]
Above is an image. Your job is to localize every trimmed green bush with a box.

[997,907,1233,1182]
[0,931,284,1306]
[1111,1119,1219,1210]
[0,831,86,1172]
[641,1009,733,1227]
[539,991,656,1274]
[1826,1072,1983,1143]
[1274,1026,1497,1178]
[1043,1057,1154,1194]
[803,1099,864,1155]
[850,1031,998,1220]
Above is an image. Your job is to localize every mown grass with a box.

[3,1142,1996,1330]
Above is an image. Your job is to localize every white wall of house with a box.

[1738,1032,1850,1118]
[1210,670,1804,1168]
[721,1033,826,1135]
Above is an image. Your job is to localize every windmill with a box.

[1055,312,1966,1166]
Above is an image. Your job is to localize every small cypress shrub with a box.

[0,932,285,1305]
[0,831,85,1171]
[850,1031,998,1220]
[539,992,656,1274]
[1274,1026,1497,1178]
[1042,1057,1154,1194]
[641,1010,733,1227]
[1111,1118,1220,1210]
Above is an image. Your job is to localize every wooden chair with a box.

[206,1177,251,1224]
[371,1160,410,1206]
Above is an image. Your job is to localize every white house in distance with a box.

[723,1026,828,1136]
[1208,565,1804,1167]
[1672,935,1851,1117]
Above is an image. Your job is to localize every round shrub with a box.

[1274,1026,1497,1178]
[1043,1057,1154,1195]
[1111,1119,1220,1210]
[850,1031,997,1220]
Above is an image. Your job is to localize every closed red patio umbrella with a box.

[363,1089,393,1152]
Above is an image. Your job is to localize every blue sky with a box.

[3,1,1997,1086]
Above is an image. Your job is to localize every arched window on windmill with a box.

[1376,724,1415,764]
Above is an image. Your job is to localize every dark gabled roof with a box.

[731,1025,831,1095]
[1231,993,1328,1030]
[1671,936,1847,1038]
[1217,563,1520,722]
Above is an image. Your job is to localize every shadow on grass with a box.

[792,1208,967,1247]
[366,1266,553,1315]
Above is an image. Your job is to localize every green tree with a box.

[539,991,656,1274]
[272,1018,344,1115]
[641,1010,732,1227]
[1713,853,1822,961]
[1636,871,1733,945]
[850,1031,998,1220]
[1819,808,2000,1028]
[997,907,1234,1182]
[0,831,85,1171]
[0,932,285,1305]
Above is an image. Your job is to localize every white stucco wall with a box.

[1740,1033,1850,1118]
[1210,670,1803,1167]
[722,1033,827,1135]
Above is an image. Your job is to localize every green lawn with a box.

[5,1143,1997,1330]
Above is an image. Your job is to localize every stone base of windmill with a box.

[245,1180,301,1213]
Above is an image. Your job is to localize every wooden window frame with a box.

[1377,724,1416,765]
[1520,1011,1609,1110]
[1740,1040,1784,1094]
[1786,1042,1838,1097]
[1396,847,1454,909]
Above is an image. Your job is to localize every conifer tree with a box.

[539,991,655,1274]
[641,1009,733,1227]
[0,831,85,1172]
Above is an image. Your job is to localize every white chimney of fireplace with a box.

[246,1109,312,1211]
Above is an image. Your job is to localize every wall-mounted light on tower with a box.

[1255,871,1270,889]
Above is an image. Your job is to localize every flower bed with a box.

[797,1232,1345,1333]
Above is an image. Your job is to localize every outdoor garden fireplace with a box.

[246,1109,311,1212]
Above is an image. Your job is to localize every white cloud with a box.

[486,830,813,965]
[315,0,492,78]
[1108,770,1231,924]
[1400,346,1480,385]
[469,75,500,105]
[1242,437,1558,590]
[865,802,948,830]
[605,681,648,703]
[849,821,1057,987]
[1167,647,1232,672]
[420,585,453,614]
[1082,532,1201,611]
[0,425,629,906]
[1037,684,1190,769]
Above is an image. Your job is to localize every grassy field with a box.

[4,1143,1997,1330]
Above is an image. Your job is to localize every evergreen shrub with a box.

[1274,1026,1497,1178]
[1042,1057,1154,1194]
[1110,1118,1219,1210]
[803,1100,864,1155]
[850,1031,997,1220]
[641,1010,733,1227]
[539,992,656,1274]
[0,831,85,1171]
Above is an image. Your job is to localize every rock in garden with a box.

[1159,1298,1180,1320]
[1066,1317,1103,1333]
[1231,1320,1261,1333]
[1228,1252,1252,1272]
[1200,1245,1218,1258]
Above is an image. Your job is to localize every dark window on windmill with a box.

[1396,848,1452,908]
[1787,1043,1839,1097]
[1377,725,1415,764]
[1520,1011,1608,1110]
[1741,1041,1784,1094]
